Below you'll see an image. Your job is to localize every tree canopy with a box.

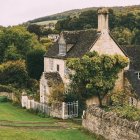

[0,26,41,63]
[67,51,129,106]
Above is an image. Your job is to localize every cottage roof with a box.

[44,29,100,59]
[125,70,140,97]
[121,45,140,70]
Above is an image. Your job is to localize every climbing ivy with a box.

[67,51,129,106]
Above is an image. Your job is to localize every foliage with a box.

[111,27,134,45]
[27,24,43,40]
[40,37,53,50]
[110,90,130,106]
[0,26,40,63]
[48,83,65,103]
[0,96,8,102]
[56,10,97,31]
[55,8,140,45]
[110,105,140,121]
[0,60,28,88]
[0,84,14,93]
[67,51,129,106]
[26,49,45,80]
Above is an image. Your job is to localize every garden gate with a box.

[62,101,78,119]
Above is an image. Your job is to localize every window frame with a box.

[135,71,140,80]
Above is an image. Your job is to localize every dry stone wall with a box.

[82,105,140,140]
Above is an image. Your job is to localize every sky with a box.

[0,0,140,26]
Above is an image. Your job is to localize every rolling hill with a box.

[28,5,140,24]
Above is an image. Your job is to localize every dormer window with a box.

[59,44,66,56]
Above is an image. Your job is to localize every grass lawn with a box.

[0,102,100,140]
[0,102,53,122]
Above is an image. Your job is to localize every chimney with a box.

[98,8,109,32]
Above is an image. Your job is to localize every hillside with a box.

[28,5,140,24]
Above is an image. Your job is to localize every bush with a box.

[0,96,8,102]
[107,105,140,121]
[0,60,29,88]
[0,84,13,92]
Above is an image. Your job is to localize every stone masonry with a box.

[82,105,140,140]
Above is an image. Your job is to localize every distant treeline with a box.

[55,8,140,45]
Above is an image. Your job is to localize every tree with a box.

[67,51,128,106]
[0,60,28,88]
[27,24,42,40]
[0,26,40,63]
[26,49,45,80]
[111,27,134,45]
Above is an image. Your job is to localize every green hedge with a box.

[0,84,13,93]
[0,96,8,102]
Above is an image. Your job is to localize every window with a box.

[135,72,140,80]
[59,44,66,56]
[49,59,53,71]
[57,65,60,72]
[138,72,140,80]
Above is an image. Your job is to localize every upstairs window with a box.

[59,44,66,56]
[57,65,60,72]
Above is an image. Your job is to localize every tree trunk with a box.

[97,93,102,107]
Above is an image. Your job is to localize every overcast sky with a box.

[0,0,139,26]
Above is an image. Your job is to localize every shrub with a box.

[0,84,13,93]
[0,60,28,88]
[0,96,8,102]
[111,105,140,121]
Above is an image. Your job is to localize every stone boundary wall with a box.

[82,105,140,140]
[0,92,17,102]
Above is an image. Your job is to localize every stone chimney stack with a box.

[98,8,109,32]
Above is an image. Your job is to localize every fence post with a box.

[62,102,65,119]
[76,101,78,117]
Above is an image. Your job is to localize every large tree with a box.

[0,60,28,88]
[26,49,45,80]
[67,51,128,106]
[0,26,40,63]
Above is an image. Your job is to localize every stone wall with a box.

[82,105,140,140]
[0,92,17,102]
[50,102,63,118]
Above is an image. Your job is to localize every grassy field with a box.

[0,102,100,140]
[34,20,57,25]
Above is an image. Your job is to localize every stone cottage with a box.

[40,8,135,105]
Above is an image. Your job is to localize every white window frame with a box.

[49,59,54,71]
[135,71,140,80]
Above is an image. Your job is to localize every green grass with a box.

[35,20,57,25]
[0,102,53,122]
[0,128,97,140]
[0,102,99,140]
